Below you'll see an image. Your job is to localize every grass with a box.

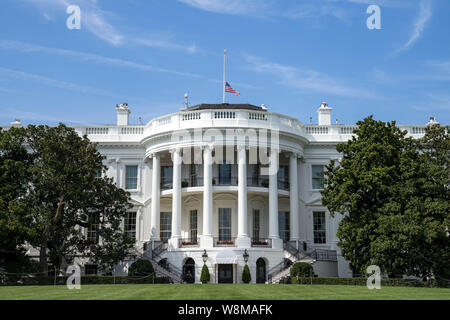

[0,284,449,300]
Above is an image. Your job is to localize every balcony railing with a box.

[178,238,200,248]
[212,176,238,186]
[161,180,173,190]
[251,238,272,248]
[310,249,337,261]
[163,176,289,190]
[213,237,236,247]
[184,177,203,187]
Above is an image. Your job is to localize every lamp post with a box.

[243,249,249,264]
[202,249,208,264]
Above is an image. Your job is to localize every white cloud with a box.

[178,0,270,15]
[395,0,432,54]
[0,67,120,97]
[244,55,376,98]
[19,0,196,52]
[0,40,204,78]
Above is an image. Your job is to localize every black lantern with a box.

[202,249,208,263]
[243,249,249,263]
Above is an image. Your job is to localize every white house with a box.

[5,102,432,283]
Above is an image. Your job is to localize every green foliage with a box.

[321,117,450,281]
[1,275,169,286]
[290,262,314,277]
[128,259,154,276]
[0,124,133,274]
[242,264,251,283]
[0,127,35,273]
[200,264,210,284]
[290,277,436,287]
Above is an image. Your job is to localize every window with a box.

[87,215,100,243]
[219,208,232,241]
[249,164,260,186]
[124,212,136,240]
[190,210,198,241]
[278,211,290,242]
[84,264,97,275]
[253,209,260,240]
[94,169,102,178]
[312,165,324,190]
[190,164,200,186]
[218,162,231,185]
[313,211,326,244]
[125,165,138,190]
[161,166,173,189]
[160,212,172,242]
[278,165,289,190]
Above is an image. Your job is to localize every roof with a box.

[187,103,265,111]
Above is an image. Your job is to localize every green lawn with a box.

[0,284,449,300]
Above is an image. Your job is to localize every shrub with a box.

[200,264,210,284]
[290,276,435,287]
[128,259,154,276]
[290,262,314,277]
[242,264,251,283]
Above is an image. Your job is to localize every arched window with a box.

[183,258,195,283]
[256,258,266,283]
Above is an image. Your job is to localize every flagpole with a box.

[223,49,226,104]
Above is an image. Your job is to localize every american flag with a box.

[225,82,240,96]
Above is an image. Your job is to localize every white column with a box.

[169,148,182,249]
[150,153,160,240]
[269,149,282,249]
[289,153,300,241]
[237,146,250,247]
[201,146,213,247]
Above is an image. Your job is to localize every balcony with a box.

[251,238,272,248]
[162,175,289,191]
[212,176,238,186]
[178,238,200,248]
[213,237,236,247]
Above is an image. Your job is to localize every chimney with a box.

[427,116,439,126]
[10,118,22,127]
[116,103,130,126]
[317,102,332,126]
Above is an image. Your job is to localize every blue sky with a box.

[0,0,448,126]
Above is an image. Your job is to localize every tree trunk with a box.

[39,242,48,274]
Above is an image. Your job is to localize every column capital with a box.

[169,147,181,155]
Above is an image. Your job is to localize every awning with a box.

[215,250,239,264]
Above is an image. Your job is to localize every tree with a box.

[290,262,314,277]
[321,116,409,276]
[200,264,210,284]
[242,264,251,283]
[24,124,134,274]
[371,124,450,283]
[0,127,36,275]
[128,259,154,276]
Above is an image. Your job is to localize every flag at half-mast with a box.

[225,82,240,96]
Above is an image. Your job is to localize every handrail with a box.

[267,258,293,282]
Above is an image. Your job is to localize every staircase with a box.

[267,241,316,284]
[140,241,184,284]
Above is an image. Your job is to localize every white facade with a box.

[5,102,431,283]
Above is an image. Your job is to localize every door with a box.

[256,258,266,283]
[218,264,233,283]
[182,258,195,283]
